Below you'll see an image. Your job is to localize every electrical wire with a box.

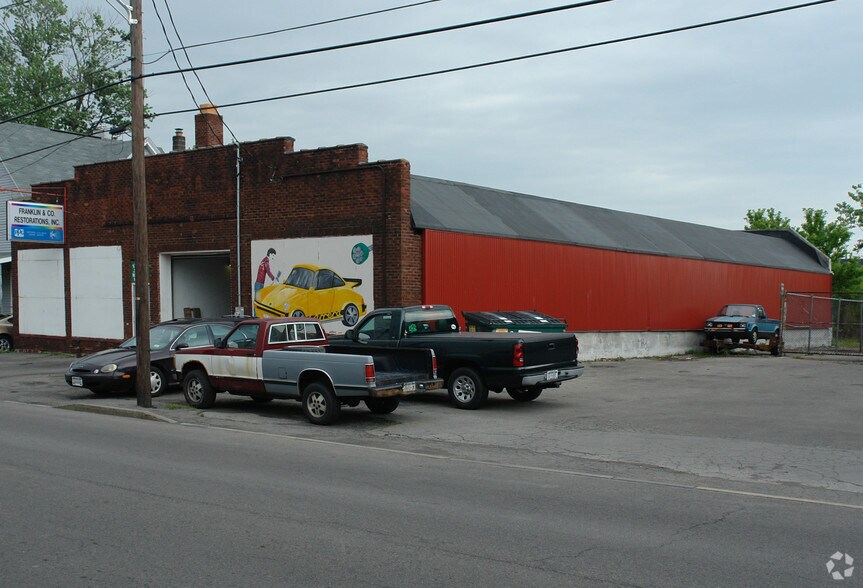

[0,0,614,125]
[145,0,613,79]
[0,0,841,156]
[142,0,442,65]
[152,0,840,118]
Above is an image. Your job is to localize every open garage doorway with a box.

[160,253,231,321]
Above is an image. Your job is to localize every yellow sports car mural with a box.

[254,264,367,326]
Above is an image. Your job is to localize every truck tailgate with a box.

[520,333,578,366]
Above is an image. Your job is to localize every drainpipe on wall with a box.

[235,141,242,313]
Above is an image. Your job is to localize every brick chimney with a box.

[172,128,186,152]
[195,103,223,148]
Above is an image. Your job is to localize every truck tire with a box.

[365,396,400,414]
[506,387,543,402]
[749,328,758,345]
[448,367,488,410]
[183,369,216,409]
[302,382,340,425]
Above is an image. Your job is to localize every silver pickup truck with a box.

[174,317,442,425]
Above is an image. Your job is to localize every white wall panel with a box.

[17,248,65,336]
[70,246,123,339]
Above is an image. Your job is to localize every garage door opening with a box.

[162,253,231,320]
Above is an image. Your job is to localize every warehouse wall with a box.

[422,230,832,355]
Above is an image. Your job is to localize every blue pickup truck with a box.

[704,304,780,345]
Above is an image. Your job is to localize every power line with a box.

[143,0,442,65]
[152,0,840,118]
[153,0,246,150]
[0,0,613,125]
[144,0,613,80]
[0,0,841,157]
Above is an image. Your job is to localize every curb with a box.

[59,403,177,424]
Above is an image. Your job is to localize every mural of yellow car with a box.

[254,264,367,326]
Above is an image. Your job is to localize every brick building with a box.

[14,107,421,354]
[11,105,831,359]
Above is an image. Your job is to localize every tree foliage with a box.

[744,208,791,230]
[796,208,861,293]
[745,187,863,293]
[835,183,863,252]
[0,0,133,134]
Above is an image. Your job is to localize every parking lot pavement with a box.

[2,350,862,500]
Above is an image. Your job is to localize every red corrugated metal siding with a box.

[422,230,832,331]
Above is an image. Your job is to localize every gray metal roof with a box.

[410,175,830,274]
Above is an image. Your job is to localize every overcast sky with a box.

[79,0,862,231]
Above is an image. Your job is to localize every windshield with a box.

[719,305,757,317]
[120,324,187,350]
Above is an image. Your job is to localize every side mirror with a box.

[345,328,355,340]
[175,342,189,350]
[214,337,223,348]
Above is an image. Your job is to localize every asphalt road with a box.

[1,351,861,585]
[1,401,859,587]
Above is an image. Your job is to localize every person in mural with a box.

[255,248,279,300]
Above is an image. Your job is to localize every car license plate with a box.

[403,382,416,392]
[71,376,83,387]
[545,369,559,381]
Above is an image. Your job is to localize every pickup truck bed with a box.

[332,305,584,409]
[175,317,442,424]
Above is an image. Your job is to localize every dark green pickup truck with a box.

[329,304,584,409]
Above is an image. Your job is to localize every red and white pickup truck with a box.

[173,317,442,424]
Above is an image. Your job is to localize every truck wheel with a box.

[302,382,340,425]
[0,334,12,351]
[183,369,216,409]
[448,367,488,410]
[365,396,400,414]
[149,366,167,397]
[749,328,758,345]
[506,387,543,402]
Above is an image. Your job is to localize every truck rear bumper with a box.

[369,378,444,398]
[520,364,584,387]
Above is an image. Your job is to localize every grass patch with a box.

[163,402,193,410]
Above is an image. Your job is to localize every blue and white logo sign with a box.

[6,201,64,243]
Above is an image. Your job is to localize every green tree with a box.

[0,0,133,134]
[744,208,791,230]
[835,183,863,252]
[746,200,863,293]
[796,208,862,293]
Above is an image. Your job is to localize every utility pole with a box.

[129,0,151,408]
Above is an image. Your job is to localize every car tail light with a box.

[512,341,524,367]
[365,362,375,384]
[575,336,579,359]
[431,350,438,378]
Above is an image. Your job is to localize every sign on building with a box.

[6,201,65,243]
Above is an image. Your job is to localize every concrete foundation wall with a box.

[576,331,703,361]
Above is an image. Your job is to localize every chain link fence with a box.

[782,292,863,355]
